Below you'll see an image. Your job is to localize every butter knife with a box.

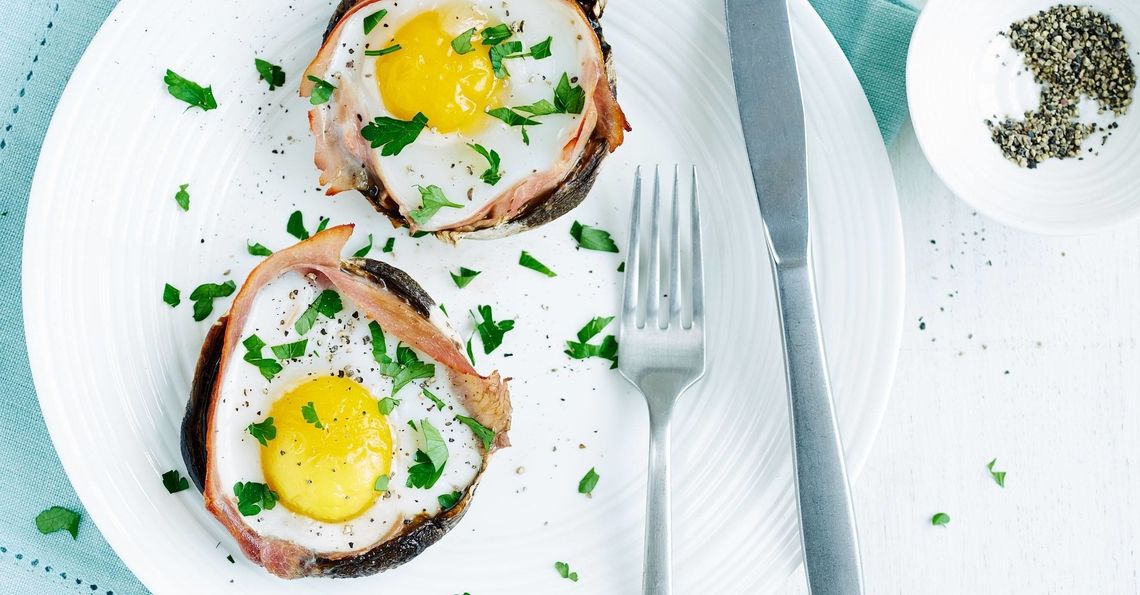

[723,0,865,593]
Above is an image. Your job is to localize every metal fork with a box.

[618,165,706,595]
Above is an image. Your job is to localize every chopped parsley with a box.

[174,183,190,211]
[931,512,950,527]
[489,41,523,78]
[164,69,217,111]
[480,24,513,46]
[374,474,390,493]
[242,334,283,381]
[565,316,619,368]
[617,261,626,272]
[369,321,436,395]
[450,267,481,288]
[306,75,336,105]
[247,242,273,257]
[189,280,236,322]
[286,210,310,240]
[406,419,448,489]
[254,58,285,90]
[162,283,181,307]
[301,401,324,429]
[162,470,190,493]
[35,506,80,539]
[295,289,343,335]
[233,481,278,516]
[409,185,463,225]
[438,490,462,510]
[554,72,586,114]
[987,459,1007,488]
[516,98,559,116]
[451,28,476,54]
[519,251,556,277]
[365,44,402,57]
[455,415,495,451]
[226,555,235,564]
[466,335,476,365]
[571,221,620,252]
[471,305,515,354]
[422,387,446,410]
[315,216,330,233]
[378,397,400,415]
[352,233,373,257]
[467,143,502,185]
[578,467,600,495]
[554,561,579,582]
[363,9,387,35]
[246,417,276,446]
[361,112,428,156]
[485,107,541,144]
[382,237,395,253]
[270,339,308,360]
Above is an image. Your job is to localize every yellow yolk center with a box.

[374,10,500,134]
[261,376,393,524]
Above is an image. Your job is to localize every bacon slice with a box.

[181,225,510,578]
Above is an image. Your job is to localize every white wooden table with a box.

[778,117,1140,594]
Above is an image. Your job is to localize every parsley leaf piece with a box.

[555,561,579,582]
[271,339,308,360]
[162,470,190,494]
[577,316,615,342]
[226,555,235,564]
[352,234,373,257]
[466,335,476,365]
[301,401,324,429]
[471,305,515,354]
[233,482,278,517]
[35,506,80,539]
[422,387,446,411]
[515,99,558,116]
[455,415,495,451]
[420,419,449,471]
[382,237,395,253]
[409,185,463,225]
[361,112,428,156]
[489,40,523,78]
[378,397,400,415]
[306,75,336,105]
[315,216,330,233]
[365,44,402,57]
[554,72,586,115]
[389,348,436,395]
[406,449,446,489]
[246,417,276,446]
[486,106,541,127]
[578,467,600,495]
[519,251,556,277]
[295,289,343,336]
[369,321,391,364]
[174,183,190,211]
[570,221,620,252]
[467,143,502,185]
[247,242,273,257]
[931,512,950,527]
[529,36,553,60]
[287,210,309,240]
[189,280,236,322]
[450,267,481,288]
[163,283,181,307]
[254,58,285,91]
[451,28,476,54]
[164,69,217,111]
[242,334,283,381]
[565,316,619,368]
[438,490,462,510]
[374,474,390,493]
[617,261,626,272]
[480,24,513,46]
[363,9,387,34]
[987,458,1007,488]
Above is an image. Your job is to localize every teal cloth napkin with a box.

[0,0,916,593]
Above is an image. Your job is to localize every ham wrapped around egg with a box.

[301,0,629,241]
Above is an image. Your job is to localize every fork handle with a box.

[643,400,673,595]
[772,261,864,595]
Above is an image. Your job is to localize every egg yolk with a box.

[374,10,500,134]
[261,376,393,524]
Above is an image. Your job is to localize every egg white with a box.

[211,271,482,554]
[321,0,602,229]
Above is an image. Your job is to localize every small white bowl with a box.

[908,0,1140,234]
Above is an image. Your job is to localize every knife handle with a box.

[772,260,865,595]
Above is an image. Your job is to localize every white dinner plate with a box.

[908,0,1140,234]
[23,0,903,592]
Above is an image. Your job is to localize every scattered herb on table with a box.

[174,183,190,211]
[35,506,80,539]
[987,458,1007,488]
[578,467,600,495]
[162,283,181,307]
[931,512,951,527]
[555,561,579,582]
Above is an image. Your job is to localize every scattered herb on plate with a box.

[247,417,276,446]
[519,251,556,277]
[361,112,429,156]
[571,221,619,252]
[931,512,950,527]
[254,58,285,90]
[163,283,181,307]
[554,561,579,582]
[451,267,481,288]
[164,69,217,111]
[578,467,600,495]
[162,470,190,493]
[174,183,190,211]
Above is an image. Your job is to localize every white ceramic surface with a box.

[908,0,1140,235]
[22,0,903,592]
